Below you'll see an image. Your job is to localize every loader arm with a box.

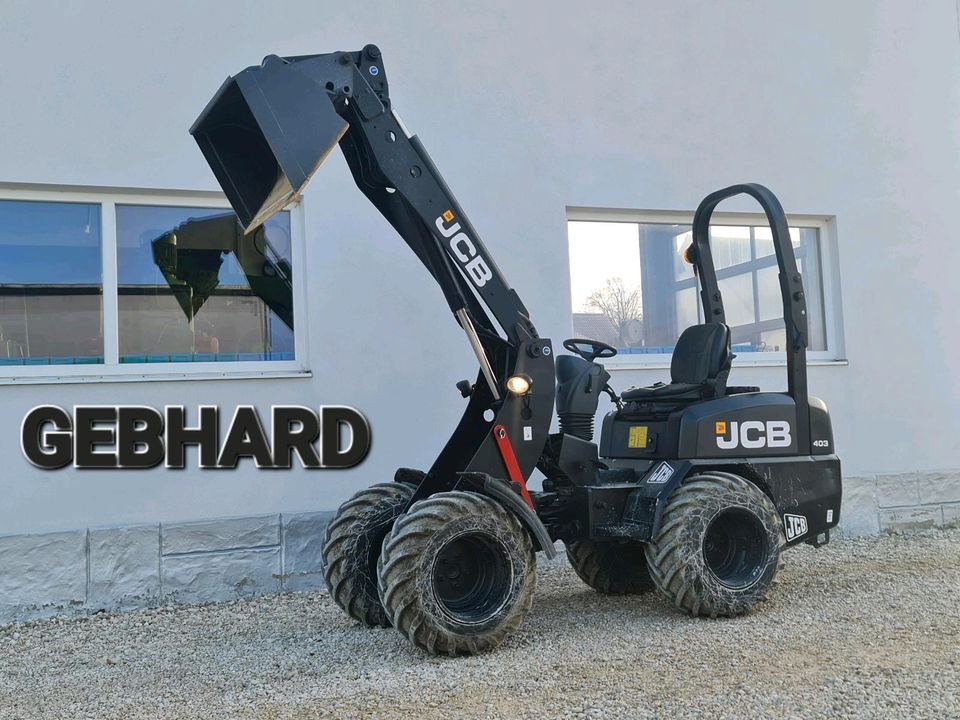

[190,45,556,502]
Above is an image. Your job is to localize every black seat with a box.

[621,323,733,403]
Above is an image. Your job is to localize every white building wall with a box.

[0,1,957,612]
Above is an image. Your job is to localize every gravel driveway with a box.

[1,528,958,720]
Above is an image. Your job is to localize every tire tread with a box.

[322,482,414,627]
[378,491,536,656]
[645,472,782,618]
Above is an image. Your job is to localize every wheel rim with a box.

[702,508,769,589]
[432,532,513,624]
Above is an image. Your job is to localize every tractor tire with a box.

[564,540,655,595]
[377,491,536,656]
[322,482,414,627]
[645,471,782,618]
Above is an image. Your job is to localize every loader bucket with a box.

[190,56,349,232]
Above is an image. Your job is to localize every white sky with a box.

[567,221,643,312]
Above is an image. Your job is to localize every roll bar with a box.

[690,183,810,453]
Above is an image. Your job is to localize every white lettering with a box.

[436,214,492,289]
[716,421,740,450]
[450,232,475,262]
[465,256,492,286]
[767,421,792,448]
[715,420,794,450]
[739,421,766,449]
[784,513,808,541]
[435,216,460,238]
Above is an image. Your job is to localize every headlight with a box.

[505,374,532,395]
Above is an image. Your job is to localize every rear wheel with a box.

[565,540,655,594]
[322,482,414,627]
[377,491,536,656]
[645,471,782,617]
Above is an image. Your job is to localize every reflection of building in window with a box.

[0,286,103,363]
[571,313,620,348]
[568,218,828,356]
[0,200,103,365]
[117,286,289,362]
[116,205,293,363]
[0,196,298,369]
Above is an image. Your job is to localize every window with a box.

[116,205,293,363]
[0,187,304,381]
[567,211,841,364]
[0,200,103,365]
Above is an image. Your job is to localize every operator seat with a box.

[621,323,733,404]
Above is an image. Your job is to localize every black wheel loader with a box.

[189,45,842,656]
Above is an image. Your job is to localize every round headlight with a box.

[506,374,532,395]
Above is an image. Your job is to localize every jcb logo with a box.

[784,513,808,541]
[715,420,792,449]
[435,211,493,288]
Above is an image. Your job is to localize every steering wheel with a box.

[563,338,618,362]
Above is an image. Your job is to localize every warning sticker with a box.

[715,421,727,435]
[628,426,648,449]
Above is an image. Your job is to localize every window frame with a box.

[0,183,310,384]
[566,206,845,370]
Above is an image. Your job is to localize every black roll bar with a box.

[691,183,810,453]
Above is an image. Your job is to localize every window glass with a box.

[710,225,751,269]
[568,221,642,349]
[799,237,827,351]
[675,286,700,333]
[567,218,829,356]
[756,264,782,322]
[755,226,802,258]
[116,205,293,363]
[718,272,755,327]
[672,229,695,281]
[0,200,103,364]
[760,328,787,352]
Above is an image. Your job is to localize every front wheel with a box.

[322,482,414,627]
[645,471,782,618]
[377,491,536,656]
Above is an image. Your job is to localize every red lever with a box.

[492,424,535,509]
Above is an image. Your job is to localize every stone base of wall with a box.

[0,511,334,625]
[2,469,958,624]
[840,470,960,536]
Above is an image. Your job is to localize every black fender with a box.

[455,472,557,559]
[620,460,694,541]
[623,460,767,539]
[394,467,426,487]
[622,457,841,547]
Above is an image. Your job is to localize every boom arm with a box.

[190,45,557,502]
[190,46,545,397]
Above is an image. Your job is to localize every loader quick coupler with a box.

[20,405,370,470]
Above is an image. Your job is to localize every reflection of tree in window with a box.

[568,219,828,356]
[586,277,643,348]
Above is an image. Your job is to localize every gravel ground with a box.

[1,528,959,720]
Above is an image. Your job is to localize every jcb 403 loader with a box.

[190,45,842,656]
